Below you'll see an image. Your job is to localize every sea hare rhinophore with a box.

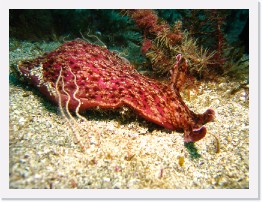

[17,39,215,142]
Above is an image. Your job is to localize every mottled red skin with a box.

[17,39,215,142]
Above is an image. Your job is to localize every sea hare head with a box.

[183,108,215,143]
[201,109,216,124]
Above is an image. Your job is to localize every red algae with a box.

[17,39,215,142]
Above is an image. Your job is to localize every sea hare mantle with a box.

[17,39,215,142]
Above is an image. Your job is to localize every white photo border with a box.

[1,0,259,199]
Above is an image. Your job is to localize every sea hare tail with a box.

[184,126,207,142]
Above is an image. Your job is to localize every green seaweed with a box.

[184,142,201,159]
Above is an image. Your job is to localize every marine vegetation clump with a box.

[176,9,249,80]
[222,46,249,81]
[173,32,216,78]
[184,142,201,159]
[123,9,216,81]
[123,9,248,83]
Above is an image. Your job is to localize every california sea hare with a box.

[17,39,215,142]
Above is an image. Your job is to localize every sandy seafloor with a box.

[9,39,249,189]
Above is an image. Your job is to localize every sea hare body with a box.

[17,39,215,142]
